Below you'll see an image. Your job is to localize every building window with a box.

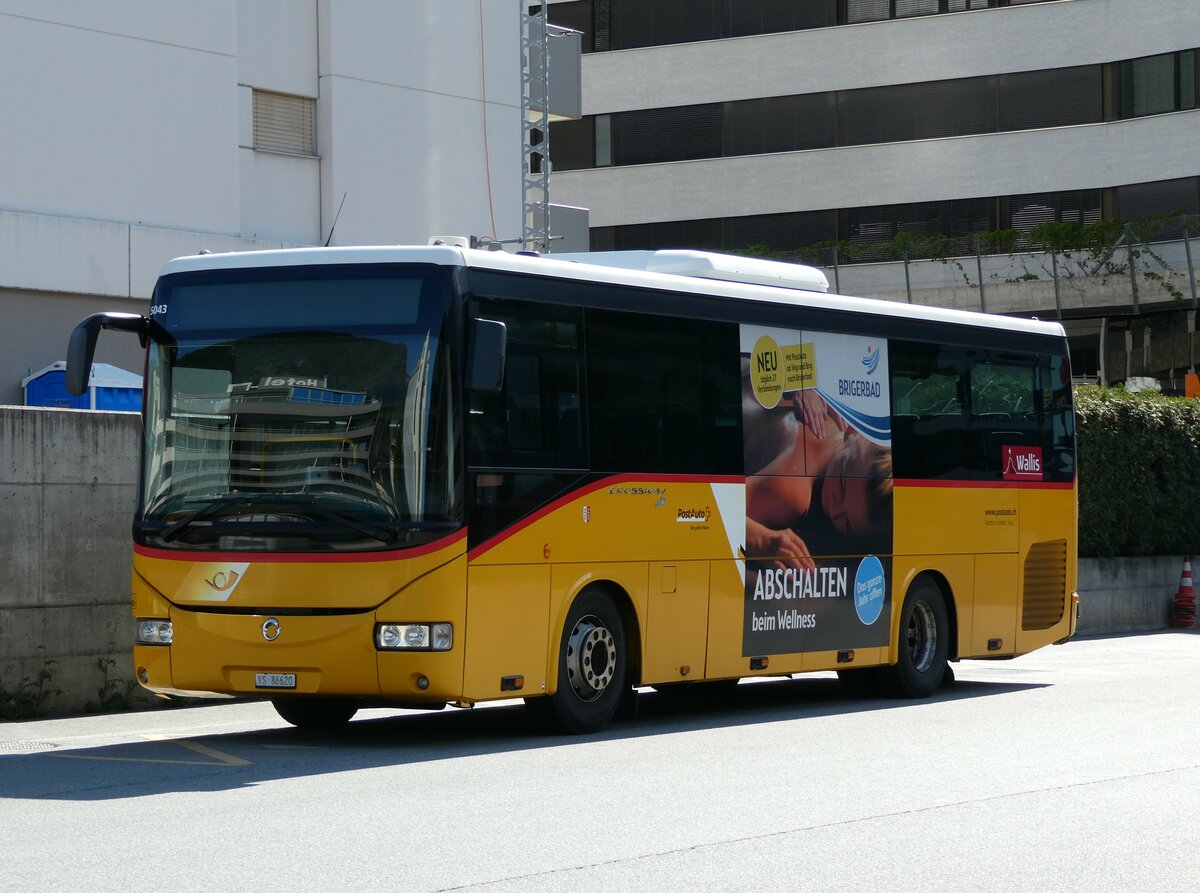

[588,185,1132,257]
[549,0,1042,53]
[1000,190,1102,238]
[999,66,1101,131]
[723,94,836,155]
[1114,178,1200,238]
[550,117,595,171]
[611,105,722,166]
[595,114,613,166]
[1116,50,1198,119]
[838,76,996,146]
[252,89,316,156]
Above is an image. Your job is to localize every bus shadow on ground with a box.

[0,673,1045,803]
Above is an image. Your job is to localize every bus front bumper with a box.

[135,610,465,704]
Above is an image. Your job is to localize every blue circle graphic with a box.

[854,555,886,626]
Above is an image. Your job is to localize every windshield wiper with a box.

[302,506,399,545]
[158,495,253,542]
[154,494,457,546]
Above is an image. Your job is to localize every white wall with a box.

[0,3,240,233]
[317,0,524,246]
[0,0,526,286]
[0,1,527,401]
[236,0,321,245]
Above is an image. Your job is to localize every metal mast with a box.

[521,2,550,253]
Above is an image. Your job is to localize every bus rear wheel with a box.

[272,696,359,729]
[887,576,949,699]
[543,588,628,734]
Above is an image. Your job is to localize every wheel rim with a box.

[906,600,938,673]
[565,613,616,702]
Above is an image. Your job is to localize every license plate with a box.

[255,672,296,689]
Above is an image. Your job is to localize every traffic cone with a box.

[1170,556,1196,629]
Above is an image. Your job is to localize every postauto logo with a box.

[861,345,880,376]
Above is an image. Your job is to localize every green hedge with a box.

[1076,386,1200,556]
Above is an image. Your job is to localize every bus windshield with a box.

[137,265,461,551]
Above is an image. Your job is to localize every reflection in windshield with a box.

[139,275,460,551]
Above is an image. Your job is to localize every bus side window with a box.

[586,309,741,475]
[466,301,586,471]
[1042,353,1076,482]
[968,354,1040,478]
[890,340,969,480]
[466,299,587,548]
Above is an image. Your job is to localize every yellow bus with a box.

[67,246,1077,733]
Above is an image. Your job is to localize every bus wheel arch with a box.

[911,570,958,661]
[600,582,642,688]
[887,572,952,699]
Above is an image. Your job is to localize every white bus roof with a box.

[158,245,1067,340]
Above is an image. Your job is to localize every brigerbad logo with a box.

[861,345,880,376]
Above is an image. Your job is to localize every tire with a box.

[887,576,950,699]
[544,588,628,734]
[272,696,359,729]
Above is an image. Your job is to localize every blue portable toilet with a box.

[22,361,143,412]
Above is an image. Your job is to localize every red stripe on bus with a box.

[133,528,467,564]
[893,478,1075,490]
[467,473,745,561]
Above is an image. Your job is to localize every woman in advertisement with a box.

[744,388,893,575]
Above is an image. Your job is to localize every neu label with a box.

[1002,445,1043,481]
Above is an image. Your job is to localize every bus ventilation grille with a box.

[1022,539,1068,630]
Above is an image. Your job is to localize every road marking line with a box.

[49,736,251,767]
[52,754,230,766]
[170,739,252,766]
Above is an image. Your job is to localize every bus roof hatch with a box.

[550,249,829,294]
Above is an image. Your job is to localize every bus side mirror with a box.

[467,318,506,392]
[66,312,150,395]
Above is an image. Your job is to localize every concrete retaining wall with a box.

[0,405,1188,716]
[1076,555,1186,636]
[0,405,149,717]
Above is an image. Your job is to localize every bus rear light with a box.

[136,619,173,645]
[375,623,453,651]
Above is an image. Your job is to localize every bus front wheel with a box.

[888,577,949,699]
[544,588,628,734]
[272,696,359,729]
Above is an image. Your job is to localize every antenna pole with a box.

[324,193,348,247]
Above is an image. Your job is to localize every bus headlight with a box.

[375,623,452,651]
[136,619,173,645]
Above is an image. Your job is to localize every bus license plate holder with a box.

[255,672,296,689]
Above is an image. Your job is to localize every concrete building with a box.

[547,0,1200,383]
[0,1,531,406]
